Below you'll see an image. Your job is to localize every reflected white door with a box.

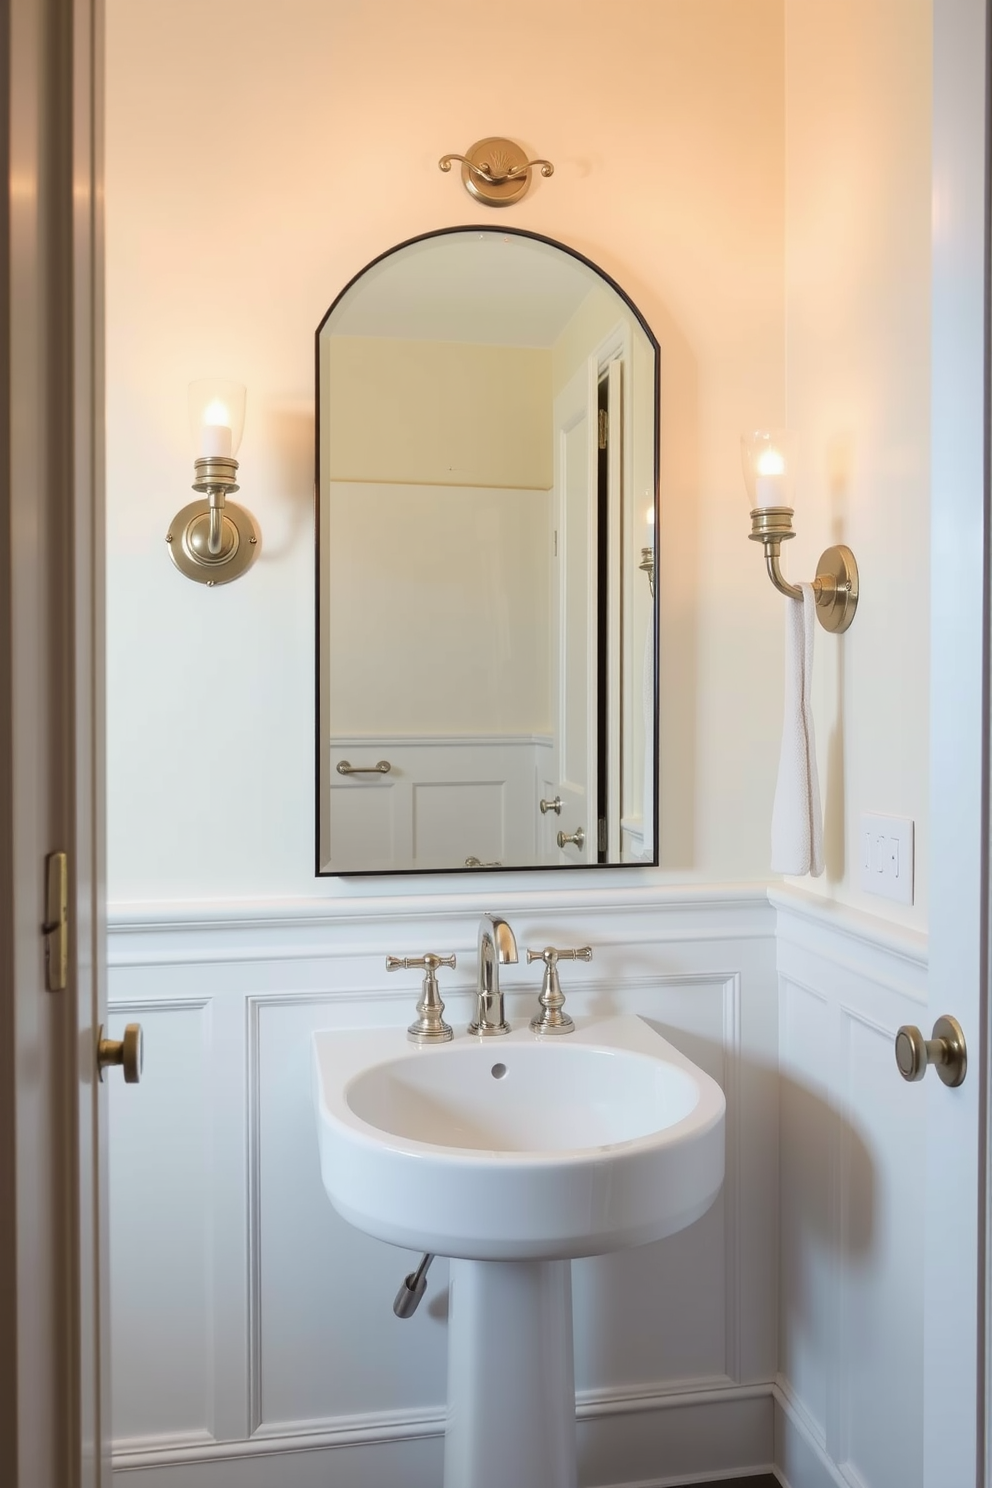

[552,362,598,863]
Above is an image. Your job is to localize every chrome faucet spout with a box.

[468,913,517,1036]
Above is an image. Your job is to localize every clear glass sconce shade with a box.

[188,379,246,460]
[740,429,797,510]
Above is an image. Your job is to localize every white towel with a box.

[771,582,824,877]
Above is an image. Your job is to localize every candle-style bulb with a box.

[741,429,797,510]
[189,379,246,460]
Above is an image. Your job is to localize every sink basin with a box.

[312,1013,725,1261]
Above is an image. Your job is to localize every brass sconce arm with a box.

[748,507,858,633]
[762,542,802,602]
[439,152,554,184]
[439,138,554,206]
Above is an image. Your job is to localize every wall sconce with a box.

[741,430,858,633]
[166,380,260,586]
[438,137,554,207]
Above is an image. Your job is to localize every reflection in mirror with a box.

[316,228,658,876]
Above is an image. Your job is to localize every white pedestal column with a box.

[444,1258,577,1488]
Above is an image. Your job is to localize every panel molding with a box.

[113,1377,773,1469]
[106,884,776,972]
[774,1379,847,1488]
[774,890,928,1488]
[106,887,779,1484]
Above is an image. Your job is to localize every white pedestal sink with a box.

[312,1015,725,1488]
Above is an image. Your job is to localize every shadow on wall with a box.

[822,430,853,883]
[651,299,700,873]
[257,403,316,563]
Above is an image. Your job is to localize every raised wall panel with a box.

[108,1000,216,1445]
[773,889,928,1488]
[778,979,831,1447]
[412,780,504,864]
[249,996,450,1430]
[573,976,737,1390]
[837,1008,923,1488]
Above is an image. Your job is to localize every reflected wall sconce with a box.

[438,137,554,207]
[741,429,858,633]
[638,506,655,598]
[167,379,260,586]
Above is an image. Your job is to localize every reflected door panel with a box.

[555,362,597,863]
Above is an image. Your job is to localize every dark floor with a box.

[682,1478,778,1488]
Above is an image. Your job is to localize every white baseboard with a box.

[772,1381,848,1488]
[112,1381,775,1486]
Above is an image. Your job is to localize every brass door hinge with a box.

[598,410,608,450]
[598,818,607,852]
[42,851,68,992]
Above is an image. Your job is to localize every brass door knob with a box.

[894,1015,966,1088]
[97,1022,144,1084]
[557,827,585,850]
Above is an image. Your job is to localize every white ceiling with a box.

[324,231,615,347]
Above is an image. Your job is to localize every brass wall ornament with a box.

[439,138,554,206]
[741,430,859,633]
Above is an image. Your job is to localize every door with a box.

[1,0,110,1483]
[922,1,989,1484]
[552,360,598,863]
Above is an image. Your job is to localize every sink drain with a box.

[491,1063,507,1079]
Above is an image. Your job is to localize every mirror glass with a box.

[316,227,658,876]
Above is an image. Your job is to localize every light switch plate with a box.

[858,813,914,905]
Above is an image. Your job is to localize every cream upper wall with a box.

[105,0,786,903]
[784,0,931,928]
[326,338,553,488]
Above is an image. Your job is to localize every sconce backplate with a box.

[460,138,532,206]
[814,544,859,633]
[167,499,260,586]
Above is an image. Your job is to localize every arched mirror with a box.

[316,227,658,875]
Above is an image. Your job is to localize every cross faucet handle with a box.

[387,953,457,973]
[525,946,592,1035]
[386,953,456,1043]
[526,946,592,967]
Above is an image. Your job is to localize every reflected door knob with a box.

[97,1022,144,1084]
[557,828,585,850]
[894,1015,966,1087]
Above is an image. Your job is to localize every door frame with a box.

[1,0,107,1483]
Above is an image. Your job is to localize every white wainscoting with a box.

[771,886,928,1488]
[326,734,556,872]
[107,884,780,1487]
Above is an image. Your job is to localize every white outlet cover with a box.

[858,812,914,905]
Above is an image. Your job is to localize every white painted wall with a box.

[784,0,931,931]
[104,0,787,903]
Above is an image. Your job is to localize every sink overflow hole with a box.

[491,1063,507,1080]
